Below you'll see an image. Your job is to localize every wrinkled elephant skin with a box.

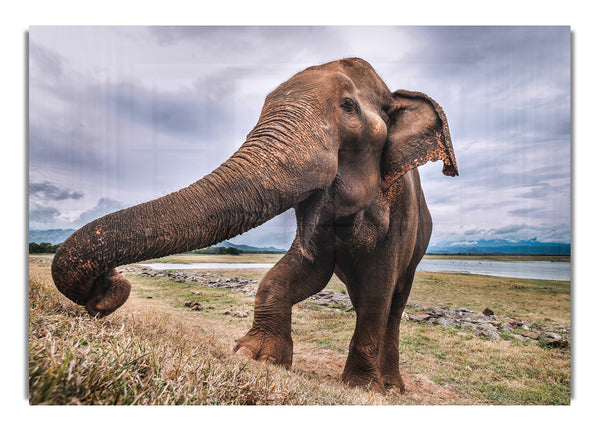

[51,58,457,393]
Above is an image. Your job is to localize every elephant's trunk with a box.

[51,106,336,316]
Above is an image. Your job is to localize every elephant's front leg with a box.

[234,241,334,368]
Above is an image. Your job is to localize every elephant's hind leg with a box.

[376,272,416,393]
[378,200,431,392]
[234,240,334,368]
[340,290,391,394]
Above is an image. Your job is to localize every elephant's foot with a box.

[233,329,293,368]
[341,370,386,394]
[382,372,406,393]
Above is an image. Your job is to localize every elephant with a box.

[51,57,458,394]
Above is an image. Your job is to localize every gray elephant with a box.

[52,58,457,393]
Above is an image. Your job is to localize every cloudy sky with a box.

[28,26,570,249]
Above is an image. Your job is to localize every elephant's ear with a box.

[381,90,458,188]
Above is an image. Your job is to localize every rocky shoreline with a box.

[403,303,569,348]
[119,265,570,348]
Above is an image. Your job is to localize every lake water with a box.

[416,259,570,281]
[141,259,570,281]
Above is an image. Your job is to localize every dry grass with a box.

[29,256,570,405]
[29,260,387,405]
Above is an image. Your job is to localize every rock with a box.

[483,308,495,316]
[233,311,248,318]
[473,313,490,322]
[184,301,203,311]
[545,332,569,348]
[460,322,476,330]
[486,329,501,340]
[438,317,457,328]
[519,321,534,330]
[479,323,496,332]
[428,307,447,317]
[409,313,431,322]
[499,322,514,333]
[510,334,526,341]
[223,310,231,315]
[476,328,501,340]
[521,331,539,339]
[308,290,352,307]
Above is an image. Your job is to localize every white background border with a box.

[4,1,596,428]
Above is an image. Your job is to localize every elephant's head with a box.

[51,58,457,316]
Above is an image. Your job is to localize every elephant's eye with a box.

[341,98,358,113]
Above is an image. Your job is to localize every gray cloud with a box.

[93,79,229,140]
[28,42,66,87]
[29,206,60,224]
[490,224,531,235]
[416,26,569,68]
[146,26,347,64]
[464,228,486,236]
[73,198,125,227]
[462,223,570,243]
[29,181,84,201]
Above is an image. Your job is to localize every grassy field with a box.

[28,254,571,405]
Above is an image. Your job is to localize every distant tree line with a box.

[186,246,242,255]
[185,246,283,255]
[29,242,61,253]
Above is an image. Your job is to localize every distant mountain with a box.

[216,241,287,253]
[29,229,75,245]
[426,239,570,255]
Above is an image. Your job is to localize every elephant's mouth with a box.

[294,179,379,259]
[295,188,330,260]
